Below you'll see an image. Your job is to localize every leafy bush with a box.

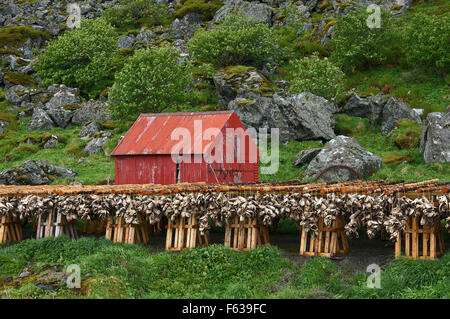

[288,54,345,101]
[36,19,117,98]
[188,13,281,68]
[108,47,192,118]
[403,13,450,70]
[102,0,170,30]
[330,6,398,73]
[175,0,223,21]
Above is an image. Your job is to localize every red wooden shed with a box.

[111,111,259,185]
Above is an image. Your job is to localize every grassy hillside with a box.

[0,237,448,299]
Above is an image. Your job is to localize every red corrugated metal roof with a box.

[111,111,240,156]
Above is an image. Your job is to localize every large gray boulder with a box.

[283,93,337,137]
[27,108,55,131]
[228,92,336,142]
[0,160,77,185]
[44,87,80,110]
[213,0,275,24]
[46,106,76,128]
[342,93,388,125]
[79,121,102,139]
[380,97,422,134]
[43,86,81,128]
[342,94,372,118]
[117,35,134,49]
[303,135,382,181]
[72,100,111,125]
[341,93,422,133]
[420,108,450,164]
[5,85,30,105]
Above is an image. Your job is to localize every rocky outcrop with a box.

[303,135,382,181]
[84,132,112,155]
[79,121,102,139]
[117,35,134,49]
[0,0,119,30]
[27,107,55,131]
[341,93,422,133]
[22,85,83,130]
[342,94,374,118]
[380,97,422,134]
[213,0,275,25]
[72,100,111,125]
[5,85,30,105]
[213,67,275,105]
[228,92,336,142]
[0,160,77,185]
[420,107,450,164]
[42,85,81,128]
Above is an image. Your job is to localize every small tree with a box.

[330,6,397,73]
[108,47,192,118]
[403,13,449,70]
[36,19,116,98]
[288,54,345,101]
[188,13,281,68]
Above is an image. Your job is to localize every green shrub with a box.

[109,47,192,119]
[330,6,398,73]
[188,13,281,68]
[288,54,345,101]
[175,0,223,21]
[102,0,170,30]
[403,13,450,70]
[36,19,117,98]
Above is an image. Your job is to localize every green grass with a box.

[259,140,324,182]
[0,237,288,298]
[344,65,448,116]
[1,237,448,299]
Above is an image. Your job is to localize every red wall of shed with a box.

[115,155,177,185]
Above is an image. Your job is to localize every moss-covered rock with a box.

[0,25,50,48]
[175,0,223,21]
[391,119,422,149]
[4,72,37,86]
[382,154,414,165]
[213,65,275,105]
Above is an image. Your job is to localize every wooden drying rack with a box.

[0,179,447,199]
